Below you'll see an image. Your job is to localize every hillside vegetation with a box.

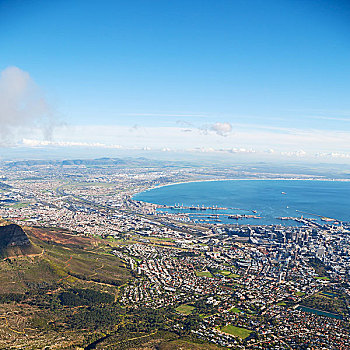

[0,226,221,349]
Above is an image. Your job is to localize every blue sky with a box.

[1,0,350,161]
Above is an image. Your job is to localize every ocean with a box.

[133,180,350,225]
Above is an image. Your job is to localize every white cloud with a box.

[51,125,348,151]
[175,120,235,136]
[22,139,122,149]
[316,152,350,159]
[227,147,255,154]
[14,123,350,164]
[209,122,232,136]
[0,66,55,145]
[281,150,307,157]
[126,113,205,118]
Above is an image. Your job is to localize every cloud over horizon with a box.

[1,66,349,164]
[21,138,122,149]
[0,66,55,145]
[209,122,233,136]
[15,122,350,163]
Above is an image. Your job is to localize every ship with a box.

[228,215,241,220]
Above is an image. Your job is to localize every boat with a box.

[228,215,241,220]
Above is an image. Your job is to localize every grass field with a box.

[228,307,242,313]
[221,324,252,339]
[219,270,231,276]
[195,270,212,278]
[298,288,348,316]
[176,304,195,315]
[9,202,31,209]
[218,270,239,277]
[320,291,336,297]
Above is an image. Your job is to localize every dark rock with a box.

[0,224,37,258]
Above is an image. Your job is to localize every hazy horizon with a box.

[1,0,350,163]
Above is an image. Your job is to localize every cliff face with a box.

[0,224,37,258]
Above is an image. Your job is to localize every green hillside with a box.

[0,226,132,349]
[0,226,223,350]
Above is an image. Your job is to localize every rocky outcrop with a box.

[0,224,37,258]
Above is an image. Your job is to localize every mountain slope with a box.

[0,224,39,258]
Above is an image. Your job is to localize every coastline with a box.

[133,177,350,199]
[132,178,350,223]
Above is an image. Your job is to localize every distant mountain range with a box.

[3,157,177,168]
